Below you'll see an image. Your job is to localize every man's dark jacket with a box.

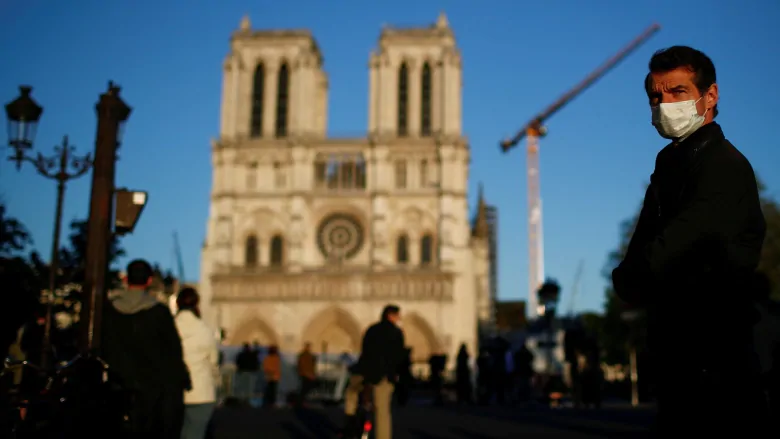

[102,289,189,438]
[612,123,767,428]
[353,319,405,385]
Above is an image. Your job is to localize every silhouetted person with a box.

[612,46,768,435]
[429,353,446,406]
[580,337,602,409]
[235,343,259,400]
[102,259,189,438]
[262,345,281,408]
[395,347,413,407]
[514,344,534,403]
[476,348,492,405]
[252,340,262,362]
[235,343,259,371]
[491,342,509,405]
[297,342,316,405]
[455,344,473,404]
[342,304,405,439]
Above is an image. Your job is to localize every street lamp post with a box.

[537,279,561,376]
[79,82,131,356]
[5,82,131,363]
[5,87,92,371]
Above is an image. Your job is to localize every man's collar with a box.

[675,122,724,150]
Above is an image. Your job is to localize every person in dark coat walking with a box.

[455,344,473,404]
[342,304,405,439]
[612,46,768,435]
[102,259,190,438]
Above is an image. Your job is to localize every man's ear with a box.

[705,83,719,111]
[144,277,153,288]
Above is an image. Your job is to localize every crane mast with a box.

[527,130,544,317]
[501,24,660,320]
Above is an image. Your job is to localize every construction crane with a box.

[567,260,585,317]
[173,231,186,283]
[500,24,661,319]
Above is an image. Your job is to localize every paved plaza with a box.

[211,403,655,439]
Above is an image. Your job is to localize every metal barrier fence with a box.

[217,355,353,405]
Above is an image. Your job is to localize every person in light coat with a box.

[175,287,219,439]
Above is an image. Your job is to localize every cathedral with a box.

[199,13,494,364]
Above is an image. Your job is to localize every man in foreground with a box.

[342,304,405,439]
[102,259,190,438]
[612,46,767,434]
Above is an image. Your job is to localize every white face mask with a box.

[651,97,707,140]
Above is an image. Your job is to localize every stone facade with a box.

[199,13,493,364]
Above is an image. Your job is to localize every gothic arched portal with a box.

[228,317,279,346]
[403,312,439,363]
[301,306,362,354]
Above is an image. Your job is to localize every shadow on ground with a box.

[211,402,654,439]
[429,404,654,438]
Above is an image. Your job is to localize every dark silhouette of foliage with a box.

[0,202,40,358]
[56,219,126,285]
[0,202,32,257]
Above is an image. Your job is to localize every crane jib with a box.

[500,23,661,150]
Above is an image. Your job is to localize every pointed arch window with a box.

[421,62,432,136]
[245,235,259,266]
[275,63,289,138]
[419,160,428,188]
[396,235,409,264]
[397,62,409,137]
[420,234,434,265]
[250,64,265,137]
[270,235,284,266]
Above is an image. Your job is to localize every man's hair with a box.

[644,46,718,118]
[176,287,199,312]
[126,259,153,287]
[381,304,400,320]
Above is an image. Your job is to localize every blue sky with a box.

[1,0,778,314]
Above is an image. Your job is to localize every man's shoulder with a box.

[655,142,676,163]
[700,136,755,182]
[367,321,383,331]
[364,321,395,338]
[142,303,176,321]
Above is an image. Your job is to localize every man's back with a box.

[102,291,188,437]
[103,303,187,390]
[357,320,404,385]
